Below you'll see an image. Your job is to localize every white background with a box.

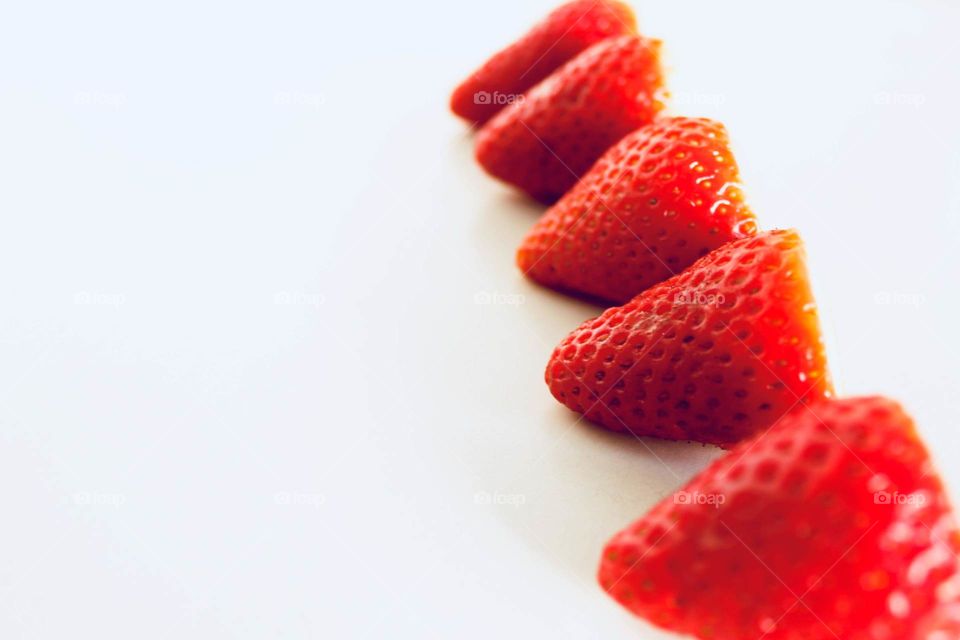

[1,0,959,637]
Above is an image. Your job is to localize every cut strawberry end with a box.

[544,229,832,447]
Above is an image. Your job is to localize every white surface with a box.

[1,0,959,637]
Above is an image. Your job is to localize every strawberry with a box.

[450,0,636,125]
[517,117,758,304]
[475,34,664,204]
[598,396,960,640]
[544,229,832,446]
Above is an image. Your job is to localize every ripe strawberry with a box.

[544,229,832,446]
[599,396,960,640]
[518,117,758,304]
[450,0,636,125]
[475,34,664,204]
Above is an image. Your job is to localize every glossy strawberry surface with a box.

[599,396,960,640]
[545,229,832,446]
[451,0,636,125]
[518,117,757,304]
[475,34,664,204]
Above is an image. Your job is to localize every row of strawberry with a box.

[451,2,960,638]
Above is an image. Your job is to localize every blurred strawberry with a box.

[475,34,664,204]
[451,0,636,125]
[599,396,960,640]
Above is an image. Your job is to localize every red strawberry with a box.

[518,117,758,304]
[599,396,960,640]
[450,0,636,125]
[475,34,664,204]
[545,229,832,446]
